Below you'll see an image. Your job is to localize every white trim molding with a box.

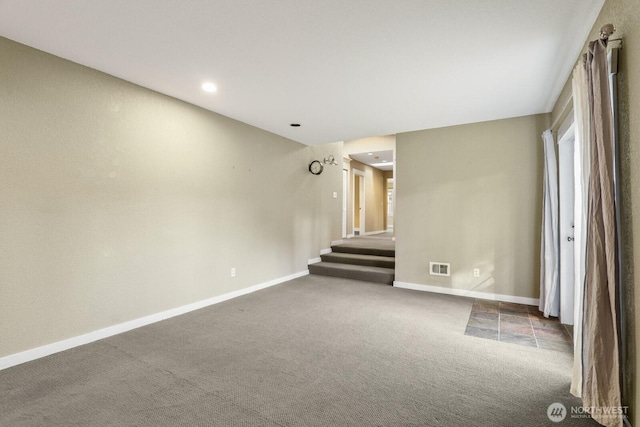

[393,281,540,306]
[309,248,332,264]
[0,270,309,371]
[330,240,344,247]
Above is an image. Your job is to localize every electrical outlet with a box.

[231,268,236,277]
[473,268,480,278]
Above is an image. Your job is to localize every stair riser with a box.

[331,246,395,258]
[309,265,394,285]
[321,254,395,269]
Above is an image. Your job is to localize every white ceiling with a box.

[0,0,604,145]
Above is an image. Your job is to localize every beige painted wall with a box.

[396,114,549,299]
[549,0,639,421]
[0,37,342,358]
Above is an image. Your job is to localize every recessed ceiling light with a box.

[201,82,217,93]
[290,123,301,127]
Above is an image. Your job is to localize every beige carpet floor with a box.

[0,274,599,426]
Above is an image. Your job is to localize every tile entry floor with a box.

[465,299,573,353]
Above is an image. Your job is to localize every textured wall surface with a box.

[0,37,342,358]
[396,114,549,299]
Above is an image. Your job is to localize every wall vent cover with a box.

[429,262,451,277]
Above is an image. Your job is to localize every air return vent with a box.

[429,262,450,277]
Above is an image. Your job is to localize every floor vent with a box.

[429,262,450,277]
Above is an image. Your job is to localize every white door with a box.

[558,125,576,325]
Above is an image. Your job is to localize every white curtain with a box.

[570,60,591,398]
[539,129,560,318]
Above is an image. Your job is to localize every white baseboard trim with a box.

[309,248,333,264]
[0,270,309,371]
[393,281,540,306]
[346,234,354,239]
[330,240,344,247]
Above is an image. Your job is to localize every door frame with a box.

[353,168,365,235]
[558,119,576,325]
[342,168,348,238]
[386,178,394,231]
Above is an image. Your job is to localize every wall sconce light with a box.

[323,155,338,166]
[309,155,339,175]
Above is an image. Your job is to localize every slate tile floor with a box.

[465,299,574,352]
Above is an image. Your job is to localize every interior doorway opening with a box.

[386,178,394,232]
[342,136,396,239]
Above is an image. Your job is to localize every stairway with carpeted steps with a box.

[309,240,395,285]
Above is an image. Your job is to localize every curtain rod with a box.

[600,23,623,45]
[600,23,616,39]
[550,24,622,131]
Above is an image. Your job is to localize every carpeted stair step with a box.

[320,252,395,269]
[309,262,395,285]
[331,245,395,258]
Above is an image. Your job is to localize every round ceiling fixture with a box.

[201,82,217,93]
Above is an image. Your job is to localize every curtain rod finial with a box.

[600,23,616,40]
